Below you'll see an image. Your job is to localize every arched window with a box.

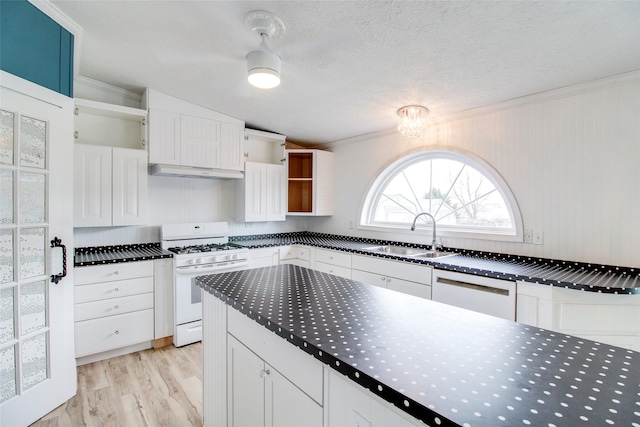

[359,149,523,241]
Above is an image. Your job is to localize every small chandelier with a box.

[397,105,429,138]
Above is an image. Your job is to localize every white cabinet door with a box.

[228,335,322,427]
[74,145,148,227]
[228,336,265,427]
[112,148,148,226]
[220,122,244,171]
[148,108,180,165]
[266,164,286,221]
[180,114,220,168]
[244,162,267,222]
[248,247,280,269]
[266,363,323,427]
[74,144,112,227]
[242,162,286,222]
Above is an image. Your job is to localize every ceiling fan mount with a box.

[244,10,285,42]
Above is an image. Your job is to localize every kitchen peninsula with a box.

[197,264,640,427]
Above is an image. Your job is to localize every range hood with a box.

[149,164,244,179]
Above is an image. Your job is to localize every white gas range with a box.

[161,222,249,347]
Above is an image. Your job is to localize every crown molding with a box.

[74,76,143,103]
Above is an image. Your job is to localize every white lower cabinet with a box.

[248,247,281,269]
[227,307,323,427]
[228,335,323,427]
[314,248,352,279]
[351,255,432,300]
[328,371,422,427]
[279,245,311,268]
[74,261,155,363]
[517,281,640,350]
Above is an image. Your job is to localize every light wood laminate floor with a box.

[30,343,203,427]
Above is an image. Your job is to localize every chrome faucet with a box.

[410,212,441,251]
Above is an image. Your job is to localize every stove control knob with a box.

[195,258,202,264]
[230,254,238,260]
[188,259,195,265]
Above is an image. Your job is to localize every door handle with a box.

[50,237,67,284]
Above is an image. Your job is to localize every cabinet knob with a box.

[114,305,119,310]
[114,288,119,292]
[260,369,271,377]
[114,270,119,275]
[381,277,386,281]
[114,330,119,335]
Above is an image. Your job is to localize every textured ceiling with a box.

[50,1,640,144]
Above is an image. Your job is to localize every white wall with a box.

[73,175,310,246]
[310,71,640,268]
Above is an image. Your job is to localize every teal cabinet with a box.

[0,0,74,97]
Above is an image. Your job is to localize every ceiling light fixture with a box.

[245,11,284,89]
[397,105,429,138]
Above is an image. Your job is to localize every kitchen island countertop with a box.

[197,264,640,427]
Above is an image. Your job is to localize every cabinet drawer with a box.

[314,262,351,279]
[75,309,154,357]
[75,292,154,322]
[75,260,154,285]
[74,276,154,304]
[315,248,351,268]
[352,254,431,285]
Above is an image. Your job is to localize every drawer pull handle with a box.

[114,305,119,309]
[114,330,119,335]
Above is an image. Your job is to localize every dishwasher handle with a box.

[436,277,510,296]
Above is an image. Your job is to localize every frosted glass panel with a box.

[21,332,47,390]
[0,229,13,284]
[0,287,15,344]
[0,345,16,403]
[0,110,14,165]
[20,116,46,169]
[0,169,13,224]
[20,281,46,336]
[19,227,45,280]
[19,172,46,223]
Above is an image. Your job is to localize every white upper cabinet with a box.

[237,129,287,222]
[287,149,333,216]
[74,145,148,227]
[180,114,220,168]
[148,109,180,165]
[144,88,244,174]
[73,99,148,227]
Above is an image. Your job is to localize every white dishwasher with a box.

[432,269,516,321]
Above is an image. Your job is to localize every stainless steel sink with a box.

[362,245,457,259]
[414,251,457,259]
[362,245,427,256]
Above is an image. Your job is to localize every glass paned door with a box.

[0,107,49,403]
[1,73,76,426]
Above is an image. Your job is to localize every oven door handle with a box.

[176,260,249,275]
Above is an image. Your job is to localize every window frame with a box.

[358,148,524,242]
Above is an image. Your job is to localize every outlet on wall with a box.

[532,229,544,245]
[524,229,532,243]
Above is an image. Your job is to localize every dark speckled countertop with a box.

[231,232,640,294]
[197,265,640,427]
[74,243,173,266]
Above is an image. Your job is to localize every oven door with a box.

[174,260,249,325]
